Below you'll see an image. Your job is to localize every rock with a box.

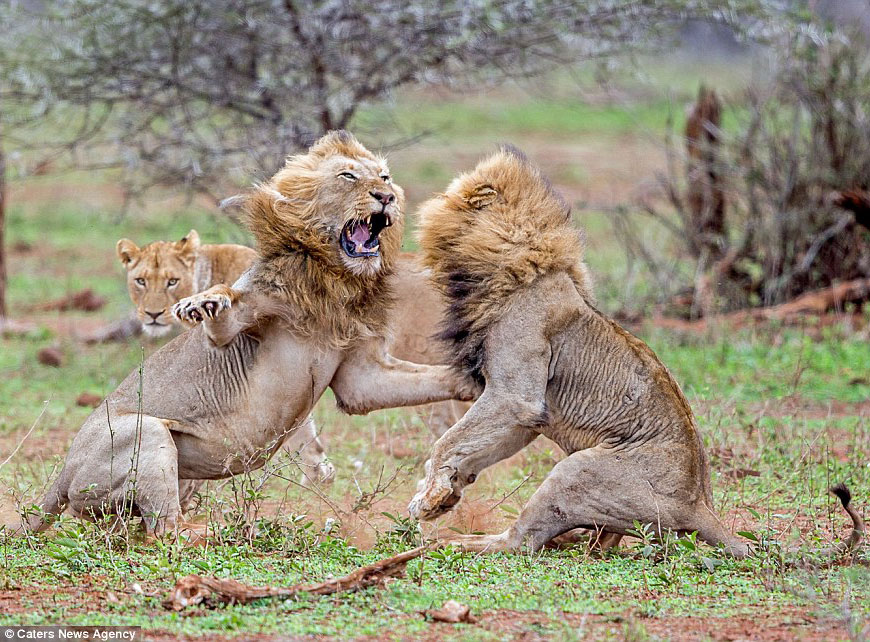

[426,600,476,624]
[37,346,64,367]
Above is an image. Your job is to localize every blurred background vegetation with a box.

[0,0,868,324]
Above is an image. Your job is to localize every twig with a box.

[487,473,533,513]
[0,400,49,472]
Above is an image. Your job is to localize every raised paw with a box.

[171,290,233,325]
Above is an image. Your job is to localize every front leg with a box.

[408,329,551,521]
[408,390,542,520]
[330,341,477,415]
[171,285,249,347]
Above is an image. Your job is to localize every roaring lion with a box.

[408,147,863,557]
[25,131,474,535]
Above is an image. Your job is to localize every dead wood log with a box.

[163,545,428,611]
[755,278,870,319]
[654,278,870,332]
[31,288,106,313]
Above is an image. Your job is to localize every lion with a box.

[408,146,863,557]
[24,130,474,535]
[113,230,333,487]
[102,238,461,492]
[116,230,256,338]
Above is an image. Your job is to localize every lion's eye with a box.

[167,278,178,287]
[338,171,358,182]
[135,278,146,287]
[380,175,392,184]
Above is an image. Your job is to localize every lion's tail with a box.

[829,483,864,555]
[23,476,69,533]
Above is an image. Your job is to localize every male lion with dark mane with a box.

[408,146,863,557]
[24,131,474,535]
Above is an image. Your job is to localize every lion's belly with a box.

[111,327,340,479]
[542,325,698,454]
[175,333,340,479]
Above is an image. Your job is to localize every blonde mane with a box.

[243,131,404,348]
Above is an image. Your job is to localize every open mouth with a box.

[340,211,392,258]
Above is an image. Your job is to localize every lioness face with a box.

[316,154,404,278]
[116,231,200,337]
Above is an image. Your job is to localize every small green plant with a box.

[376,511,422,552]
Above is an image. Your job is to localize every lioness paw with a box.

[171,291,232,325]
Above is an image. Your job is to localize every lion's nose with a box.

[145,309,165,321]
[370,190,395,206]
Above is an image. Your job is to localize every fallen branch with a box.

[654,278,870,332]
[755,278,870,319]
[163,545,428,611]
[31,288,106,313]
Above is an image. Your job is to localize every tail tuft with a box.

[830,483,852,508]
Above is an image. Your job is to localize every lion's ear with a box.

[464,184,498,210]
[177,229,200,263]
[219,194,248,219]
[116,239,140,267]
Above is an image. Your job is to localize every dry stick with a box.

[163,545,430,611]
[0,400,48,473]
[486,472,533,514]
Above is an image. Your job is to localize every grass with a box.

[2,58,869,640]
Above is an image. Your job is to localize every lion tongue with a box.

[350,222,372,249]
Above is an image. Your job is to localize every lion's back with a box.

[199,243,258,287]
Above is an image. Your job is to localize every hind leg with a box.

[178,480,201,514]
[446,446,743,555]
[66,414,182,536]
[282,415,335,486]
[127,418,183,537]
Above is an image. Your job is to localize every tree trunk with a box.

[0,116,7,320]
[685,85,725,260]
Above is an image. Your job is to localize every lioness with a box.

[117,230,256,338]
[408,147,863,556]
[26,131,474,535]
